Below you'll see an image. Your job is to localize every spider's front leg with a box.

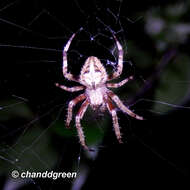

[108,91,144,120]
[108,34,124,81]
[106,97,122,143]
[66,94,86,128]
[62,33,78,82]
[75,99,89,150]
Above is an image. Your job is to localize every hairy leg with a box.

[108,91,143,120]
[75,100,89,150]
[106,97,122,143]
[106,76,133,88]
[62,33,78,81]
[55,83,84,92]
[66,94,86,128]
[108,34,123,80]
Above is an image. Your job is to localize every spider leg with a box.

[106,76,133,88]
[75,99,89,150]
[62,33,78,82]
[108,91,143,120]
[66,94,86,128]
[55,83,84,92]
[108,34,123,81]
[106,97,122,143]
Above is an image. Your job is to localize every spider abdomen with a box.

[85,87,107,109]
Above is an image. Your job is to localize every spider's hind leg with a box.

[106,97,122,143]
[108,91,143,120]
[75,99,89,150]
[66,94,86,128]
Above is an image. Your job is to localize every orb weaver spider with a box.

[56,31,143,150]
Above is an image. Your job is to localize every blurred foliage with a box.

[0,99,32,120]
[0,99,59,174]
[144,2,190,112]
[145,2,190,50]
[118,1,190,114]
[153,54,190,112]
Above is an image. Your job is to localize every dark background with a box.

[0,0,190,189]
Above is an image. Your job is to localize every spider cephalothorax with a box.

[80,56,108,88]
[56,31,143,150]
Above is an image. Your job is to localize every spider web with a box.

[0,0,190,189]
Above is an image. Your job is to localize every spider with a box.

[55,31,143,150]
